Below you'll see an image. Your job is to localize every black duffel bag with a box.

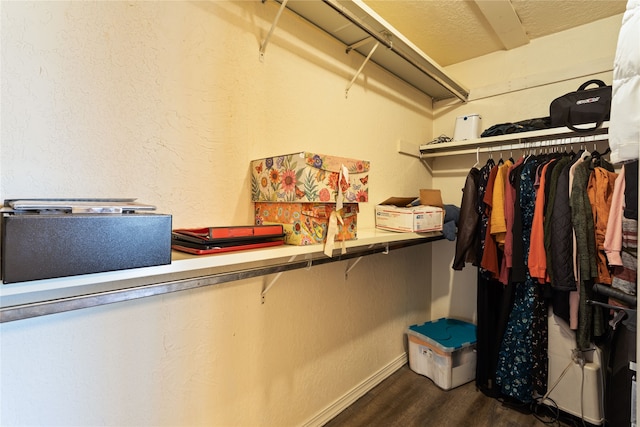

[549,79,611,132]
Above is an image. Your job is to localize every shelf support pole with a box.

[345,256,363,279]
[261,255,299,303]
[259,0,289,62]
[345,41,379,98]
[345,36,373,54]
[344,244,376,279]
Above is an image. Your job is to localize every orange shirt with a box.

[587,166,618,285]
[490,159,513,247]
[528,159,556,283]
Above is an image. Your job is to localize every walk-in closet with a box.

[1,1,637,426]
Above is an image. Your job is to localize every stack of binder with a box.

[171,225,285,255]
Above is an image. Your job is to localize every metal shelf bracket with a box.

[344,244,388,279]
[346,36,373,54]
[344,244,376,279]
[345,40,380,98]
[344,256,363,280]
[259,0,289,62]
[261,255,305,303]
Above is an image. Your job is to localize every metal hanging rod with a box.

[483,132,610,155]
[420,126,610,158]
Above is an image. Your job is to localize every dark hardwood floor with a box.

[323,365,585,427]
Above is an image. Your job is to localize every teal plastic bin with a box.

[406,318,477,390]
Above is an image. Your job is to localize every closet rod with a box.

[421,132,609,158]
[483,132,609,155]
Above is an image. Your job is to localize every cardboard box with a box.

[254,202,358,246]
[375,197,443,232]
[419,189,444,208]
[407,318,477,390]
[251,152,369,203]
[2,212,172,283]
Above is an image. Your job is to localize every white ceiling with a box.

[362,0,627,66]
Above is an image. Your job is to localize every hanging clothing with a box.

[611,217,638,299]
[609,0,640,165]
[496,157,548,402]
[481,164,500,278]
[528,159,556,283]
[550,158,578,292]
[499,157,524,285]
[460,145,623,404]
[588,166,618,284]
[490,159,513,247]
[475,272,513,398]
[624,161,638,220]
[604,163,637,304]
[571,158,614,349]
[453,168,481,270]
[509,161,527,283]
[477,159,496,278]
[541,155,573,324]
[605,165,627,267]
[544,155,571,287]
[568,152,590,329]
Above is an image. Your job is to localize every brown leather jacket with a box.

[453,168,481,270]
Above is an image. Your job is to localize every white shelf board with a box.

[419,123,610,158]
[274,0,468,102]
[0,228,442,305]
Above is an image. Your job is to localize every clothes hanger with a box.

[524,143,535,163]
[484,148,495,167]
[473,147,480,168]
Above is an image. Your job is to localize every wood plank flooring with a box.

[323,365,582,427]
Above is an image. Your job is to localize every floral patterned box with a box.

[254,202,358,246]
[251,152,369,203]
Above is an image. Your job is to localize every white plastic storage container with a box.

[407,318,477,390]
[453,114,482,141]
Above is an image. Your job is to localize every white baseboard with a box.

[302,353,408,427]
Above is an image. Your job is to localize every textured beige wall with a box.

[0,0,433,228]
[1,1,435,426]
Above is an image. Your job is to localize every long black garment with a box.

[509,163,526,283]
[459,160,506,397]
[544,155,573,286]
[624,160,638,220]
[551,156,580,292]
[545,155,575,324]
[475,272,513,398]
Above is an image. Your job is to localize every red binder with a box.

[171,225,285,255]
